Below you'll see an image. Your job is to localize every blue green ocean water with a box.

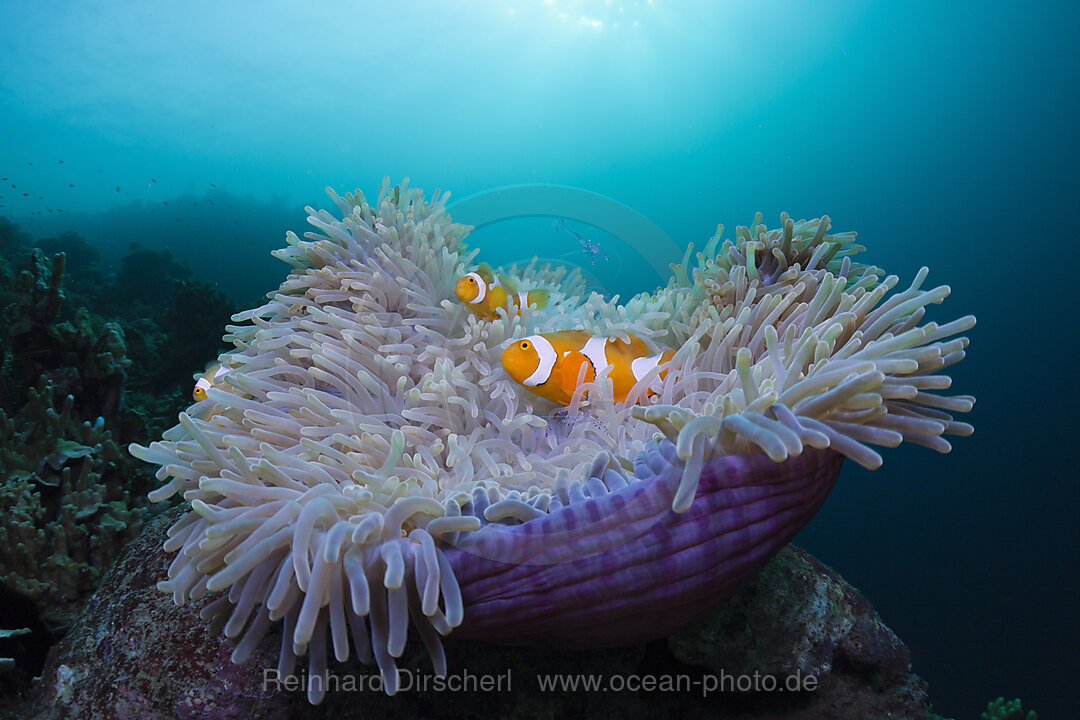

[1,1,1076,717]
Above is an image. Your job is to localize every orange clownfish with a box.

[501,330,676,406]
[193,362,232,402]
[456,263,550,320]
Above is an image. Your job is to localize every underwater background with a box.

[0,1,1076,717]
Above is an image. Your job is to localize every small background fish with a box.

[455,262,550,320]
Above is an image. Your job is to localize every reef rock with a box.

[668,545,928,719]
[12,506,291,720]
[14,504,930,719]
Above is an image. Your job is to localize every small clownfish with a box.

[455,263,550,321]
[501,330,676,406]
[192,362,232,402]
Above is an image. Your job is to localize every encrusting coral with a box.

[130,178,975,704]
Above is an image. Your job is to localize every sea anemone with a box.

[129,178,974,704]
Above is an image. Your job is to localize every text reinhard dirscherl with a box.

[263,668,819,697]
[264,668,510,694]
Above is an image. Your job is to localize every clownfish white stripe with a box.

[581,337,609,376]
[630,354,662,382]
[466,273,486,303]
[524,335,557,387]
[518,291,529,307]
[197,364,231,392]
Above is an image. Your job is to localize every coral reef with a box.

[16,504,933,720]
[0,217,239,700]
[0,245,149,635]
[0,384,145,629]
[1,247,128,421]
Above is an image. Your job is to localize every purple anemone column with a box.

[446,442,844,648]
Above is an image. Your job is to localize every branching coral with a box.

[0,381,145,630]
[1,249,128,420]
[0,244,151,633]
[130,178,974,704]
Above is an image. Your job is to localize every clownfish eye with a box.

[468,277,476,284]
[520,341,530,350]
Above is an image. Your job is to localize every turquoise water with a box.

[1,1,1076,716]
